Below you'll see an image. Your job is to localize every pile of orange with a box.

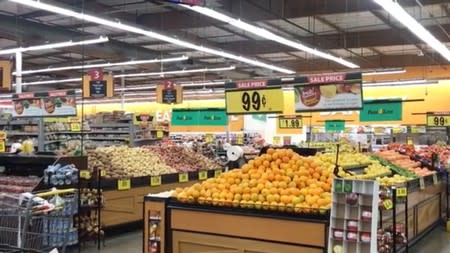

[173,148,333,213]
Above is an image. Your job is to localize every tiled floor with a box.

[78,227,450,253]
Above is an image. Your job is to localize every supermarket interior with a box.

[1,0,450,253]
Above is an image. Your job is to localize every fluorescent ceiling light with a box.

[13,78,82,86]
[363,79,428,87]
[374,0,450,61]
[15,55,188,75]
[9,0,294,74]
[115,66,235,78]
[181,4,359,69]
[363,68,406,76]
[179,81,226,87]
[0,36,108,55]
[114,80,226,91]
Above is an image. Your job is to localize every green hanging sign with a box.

[325,120,345,132]
[171,108,227,126]
[360,100,402,122]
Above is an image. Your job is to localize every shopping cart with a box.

[0,188,77,253]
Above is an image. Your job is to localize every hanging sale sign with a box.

[293,72,363,112]
[426,112,450,127]
[225,79,283,114]
[325,120,346,133]
[278,115,303,129]
[360,100,403,122]
[12,90,77,117]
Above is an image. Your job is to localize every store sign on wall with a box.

[360,100,402,122]
[225,79,283,114]
[325,120,345,133]
[12,90,77,117]
[293,72,363,112]
[171,108,227,126]
[426,113,450,127]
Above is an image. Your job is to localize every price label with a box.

[198,171,208,181]
[100,170,106,177]
[178,172,189,183]
[117,179,131,191]
[156,130,164,139]
[396,187,407,197]
[0,131,6,140]
[80,170,91,179]
[236,134,244,145]
[205,134,214,144]
[273,136,281,145]
[433,173,439,185]
[392,127,403,134]
[427,115,450,127]
[225,88,283,114]
[70,123,81,132]
[383,199,393,210]
[150,176,162,187]
[278,117,302,129]
[0,141,4,153]
[419,177,425,190]
[214,169,222,178]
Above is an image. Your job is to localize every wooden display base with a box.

[144,197,329,253]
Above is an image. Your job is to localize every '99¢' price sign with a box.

[427,115,450,127]
[225,88,284,114]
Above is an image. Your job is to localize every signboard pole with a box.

[120,68,125,110]
[15,52,22,94]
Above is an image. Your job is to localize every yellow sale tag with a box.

[214,169,222,178]
[156,130,164,139]
[278,117,302,129]
[100,170,106,177]
[80,170,91,180]
[117,179,131,190]
[419,177,425,190]
[0,141,4,152]
[273,136,281,145]
[0,131,6,140]
[383,199,393,210]
[225,88,284,114]
[198,171,208,181]
[178,173,189,183]
[70,123,81,132]
[205,134,214,144]
[396,187,407,197]
[150,176,162,187]
[427,115,450,127]
[236,134,244,145]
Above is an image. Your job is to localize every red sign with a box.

[236,80,268,89]
[48,91,68,97]
[17,93,34,99]
[89,68,103,81]
[307,73,345,84]
[163,80,176,90]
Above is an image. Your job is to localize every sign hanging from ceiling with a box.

[278,115,303,129]
[12,90,77,117]
[360,100,403,122]
[293,72,363,112]
[83,69,113,98]
[171,108,227,126]
[426,112,450,127]
[0,61,11,92]
[225,79,284,114]
[325,120,346,133]
[157,80,183,104]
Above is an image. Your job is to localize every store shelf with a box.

[88,130,129,134]
[90,123,130,128]
[134,138,159,142]
[7,132,39,136]
[87,137,129,141]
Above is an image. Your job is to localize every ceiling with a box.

[0,0,450,95]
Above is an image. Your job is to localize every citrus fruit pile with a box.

[172,148,333,213]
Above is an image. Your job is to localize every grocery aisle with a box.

[76,227,450,253]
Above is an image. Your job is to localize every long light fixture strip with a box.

[8,0,294,74]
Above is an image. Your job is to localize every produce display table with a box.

[101,169,224,228]
[144,195,329,253]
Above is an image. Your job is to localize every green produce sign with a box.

[171,108,227,126]
[360,100,402,122]
[325,120,345,132]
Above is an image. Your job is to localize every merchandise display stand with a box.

[144,195,329,253]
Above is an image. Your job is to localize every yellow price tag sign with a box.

[156,130,164,139]
[80,170,91,180]
[205,134,214,144]
[273,136,281,145]
[117,179,131,191]
[278,117,302,129]
[392,127,403,134]
[236,134,244,145]
[383,199,393,210]
[214,169,222,178]
[225,88,284,114]
[396,187,407,197]
[198,171,208,181]
[419,177,425,190]
[70,123,81,132]
[178,172,189,183]
[0,140,5,153]
[100,170,106,177]
[0,131,6,140]
[150,176,162,187]
[427,115,450,127]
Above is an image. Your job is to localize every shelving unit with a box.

[329,179,380,253]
